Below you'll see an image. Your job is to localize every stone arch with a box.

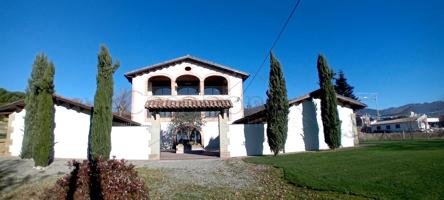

[175,75,201,95]
[204,75,228,95]
[147,75,172,96]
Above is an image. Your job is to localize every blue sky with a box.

[0,0,443,109]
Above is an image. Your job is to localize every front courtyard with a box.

[2,140,442,199]
[0,156,362,200]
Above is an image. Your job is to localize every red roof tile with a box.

[145,99,232,111]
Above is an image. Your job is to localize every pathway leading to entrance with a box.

[160,150,219,160]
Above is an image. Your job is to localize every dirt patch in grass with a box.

[137,160,366,200]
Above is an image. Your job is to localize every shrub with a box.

[43,158,149,200]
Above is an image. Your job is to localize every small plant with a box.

[43,157,149,200]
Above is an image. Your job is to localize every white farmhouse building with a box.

[0,55,366,160]
[369,114,429,133]
[124,55,366,158]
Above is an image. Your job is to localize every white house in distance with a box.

[369,113,429,133]
[0,55,367,160]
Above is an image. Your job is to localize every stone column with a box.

[149,112,161,160]
[199,81,204,96]
[219,110,230,158]
[171,80,177,95]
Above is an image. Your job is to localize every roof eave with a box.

[123,55,250,82]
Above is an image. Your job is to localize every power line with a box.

[243,0,302,93]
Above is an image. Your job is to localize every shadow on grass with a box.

[66,161,80,200]
[0,159,50,195]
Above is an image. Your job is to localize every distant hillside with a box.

[0,88,25,106]
[358,101,444,117]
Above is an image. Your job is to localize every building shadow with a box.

[0,159,50,198]
[302,100,319,151]
[205,136,220,150]
[244,124,264,156]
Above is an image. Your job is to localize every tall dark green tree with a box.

[317,54,341,149]
[89,45,119,160]
[265,52,289,156]
[32,62,55,166]
[21,54,48,159]
[334,70,358,100]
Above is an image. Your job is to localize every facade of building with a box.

[369,114,428,133]
[124,55,249,152]
[0,55,367,160]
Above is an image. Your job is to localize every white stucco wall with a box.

[9,110,25,156]
[130,61,245,125]
[228,124,272,157]
[227,98,357,157]
[110,126,150,160]
[52,105,91,159]
[8,105,150,160]
[201,121,220,149]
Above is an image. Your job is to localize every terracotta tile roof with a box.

[0,94,140,126]
[371,117,418,125]
[124,55,249,81]
[235,89,367,124]
[145,99,233,111]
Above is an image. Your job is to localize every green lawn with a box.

[245,140,444,200]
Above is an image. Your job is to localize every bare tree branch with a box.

[113,88,131,118]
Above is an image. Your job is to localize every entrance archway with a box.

[145,98,232,160]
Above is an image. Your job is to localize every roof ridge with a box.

[124,55,249,81]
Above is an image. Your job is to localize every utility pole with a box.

[357,92,380,120]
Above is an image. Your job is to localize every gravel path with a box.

[132,158,259,189]
[0,157,71,193]
[0,156,262,194]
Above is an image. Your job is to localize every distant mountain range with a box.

[358,101,444,118]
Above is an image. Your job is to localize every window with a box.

[204,86,223,95]
[204,76,228,95]
[150,77,171,96]
[377,126,381,130]
[176,75,200,95]
[152,86,171,95]
[395,124,401,129]
[386,125,391,130]
[205,111,220,118]
[177,85,199,95]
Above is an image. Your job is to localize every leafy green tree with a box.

[21,54,48,159]
[265,52,289,156]
[169,112,205,146]
[317,54,341,149]
[32,62,55,166]
[0,88,25,106]
[89,45,119,160]
[334,70,358,100]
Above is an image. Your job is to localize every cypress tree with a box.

[334,70,358,100]
[32,61,55,167]
[21,54,47,159]
[89,45,119,160]
[265,52,289,156]
[317,54,341,149]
